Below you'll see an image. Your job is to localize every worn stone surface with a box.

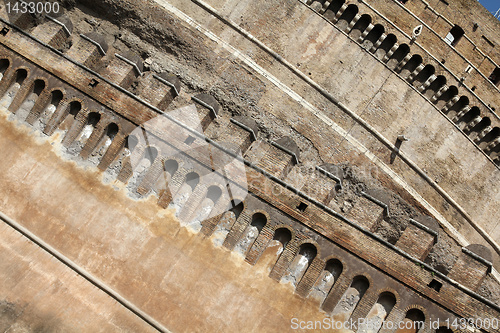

[0,0,499,330]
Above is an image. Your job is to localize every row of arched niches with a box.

[304,0,500,166]
[1,10,499,332]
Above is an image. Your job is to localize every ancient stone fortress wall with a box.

[305,0,500,166]
[155,0,500,273]
[0,0,499,332]
[308,0,500,115]
[285,0,500,258]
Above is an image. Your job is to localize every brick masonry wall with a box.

[448,252,490,291]
[1,8,500,331]
[396,224,436,260]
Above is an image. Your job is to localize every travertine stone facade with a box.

[0,0,499,332]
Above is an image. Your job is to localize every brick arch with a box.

[314,257,344,302]
[423,75,447,98]
[0,66,30,103]
[323,0,345,19]
[245,224,295,267]
[306,0,327,12]
[0,57,11,75]
[477,126,500,150]
[201,199,246,241]
[248,209,271,225]
[413,64,436,89]
[243,210,269,239]
[81,120,121,160]
[445,95,469,119]
[205,184,223,205]
[295,239,322,259]
[124,133,140,152]
[13,67,30,83]
[272,224,296,241]
[336,4,359,31]
[455,105,480,129]
[228,198,246,216]
[163,158,180,179]
[348,271,374,289]
[26,87,66,125]
[373,287,400,305]
[331,274,371,319]
[398,304,428,333]
[24,76,48,96]
[229,209,271,256]
[462,114,486,134]
[349,14,372,40]
[485,134,500,161]
[134,145,158,173]
[178,182,229,230]
[400,54,423,79]
[435,85,459,109]
[62,109,101,148]
[284,241,322,295]
[183,170,200,191]
[8,75,48,115]
[375,33,397,59]
[360,290,398,333]
[149,157,182,196]
[104,122,120,139]
[401,303,428,317]
[362,23,385,51]
[165,168,202,217]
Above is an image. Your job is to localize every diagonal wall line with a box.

[0,210,171,333]
[155,0,500,276]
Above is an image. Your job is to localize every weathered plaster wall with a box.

[0,110,326,332]
[0,222,157,332]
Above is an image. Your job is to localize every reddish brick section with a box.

[396,223,437,260]
[101,54,141,89]
[0,32,159,126]
[32,20,71,50]
[223,210,251,250]
[25,89,53,124]
[117,143,147,183]
[178,184,209,222]
[8,12,35,30]
[66,34,106,70]
[157,166,193,208]
[255,143,295,179]
[216,119,256,154]
[380,307,408,333]
[244,168,499,321]
[199,213,224,236]
[7,76,37,114]
[321,272,353,313]
[269,235,309,281]
[345,196,385,231]
[301,174,336,204]
[157,189,173,209]
[62,109,90,147]
[138,72,179,110]
[350,288,379,324]
[80,119,111,159]
[295,257,324,297]
[245,224,273,265]
[98,132,127,170]
[2,17,500,328]
[42,100,71,136]
[137,157,164,195]
[448,250,491,291]
[0,64,22,101]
